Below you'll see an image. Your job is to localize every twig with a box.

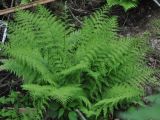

[3,107,35,113]
[75,109,87,120]
[0,73,11,84]
[0,0,56,16]
[2,26,7,43]
[68,7,83,25]
[153,0,160,6]
[0,20,7,43]
[7,0,14,20]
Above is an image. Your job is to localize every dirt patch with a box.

[111,0,160,35]
[110,0,160,70]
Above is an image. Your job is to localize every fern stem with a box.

[75,109,87,120]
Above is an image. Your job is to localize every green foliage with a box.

[92,85,142,117]
[0,5,157,120]
[107,0,139,11]
[0,91,35,120]
[21,0,32,4]
[119,93,160,120]
[22,84,90,107]
[0,91,19,120]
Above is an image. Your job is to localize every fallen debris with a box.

[0,0,56,16]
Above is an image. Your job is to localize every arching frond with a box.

[93,85,142,117]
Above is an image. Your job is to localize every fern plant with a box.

[0,5,157,119]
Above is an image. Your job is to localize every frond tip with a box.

[93,85,142,117]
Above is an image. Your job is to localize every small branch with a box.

[3,107,35,113]
[75,109,87,120]
[7,0,15,20]
[0,20,8,43]
[153,0,160,6]
[0,0,56,16]
[68,7,83,25]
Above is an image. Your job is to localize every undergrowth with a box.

[0,5,158,120]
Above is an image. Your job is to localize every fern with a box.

[107,0,139,11]
[22,84,90,107]
[92,85,142,117]
[0,5,158,120]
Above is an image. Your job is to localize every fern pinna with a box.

[107,0,139,11]
[0,5,157,120]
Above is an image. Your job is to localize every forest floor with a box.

[113,0,160,69]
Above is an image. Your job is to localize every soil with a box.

[112,0,160,35]
[110,0,160,69]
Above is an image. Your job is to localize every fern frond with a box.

[10,7,69,73]
[1,59,39,83]
[22,84,90,107]
[6,47,55,85]
[93,85,142,117]
[107,0,138,11]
